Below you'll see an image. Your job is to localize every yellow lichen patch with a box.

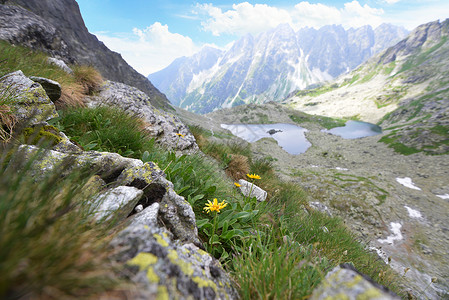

[323,293,350,300]
[357,287,383,300]
[156,285,169,300]
[197,249,209,256]
[146,267,159,283]
[192,276,218,292]
[154,233,169,247]
[167,249,193,276]
[127,252,159,282]
[144,225,150,230]
[343,274,362,288]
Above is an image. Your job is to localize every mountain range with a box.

[149,23,408,113]
[285,18,449,155]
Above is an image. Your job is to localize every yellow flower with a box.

[203,198,227,213]
[246,173,261,180]
[176,133,185,138]
[234,182,241,187]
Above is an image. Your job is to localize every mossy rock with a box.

[22,125,63,146]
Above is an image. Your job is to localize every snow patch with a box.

[396,177,421,190]
[369,246,389,264]
[404,206,422,219]
[335,167,349,171]
[378,222,403,245]
[436,193,449,200]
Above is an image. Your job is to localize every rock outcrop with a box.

[4,69,236,299]
[0,0,171,110]
[86,80,198,152]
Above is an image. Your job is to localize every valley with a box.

[177,102,449,298]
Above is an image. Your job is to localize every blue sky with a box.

[76,0,449,75]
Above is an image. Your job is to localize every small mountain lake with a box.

[221,123,311,155]
[322,120,382,139]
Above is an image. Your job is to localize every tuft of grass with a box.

[56,106,148,157]
[72,65,103,95]
[0,146,123,299]
[0,83,18,142]
[0,41,103,109]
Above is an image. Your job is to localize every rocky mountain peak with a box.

[378,18,448,64]
[150,22,408,113]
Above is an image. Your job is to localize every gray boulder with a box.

[311,264,400,300]
[0,71,58,124]
[238,179,267,202]
[92,186,143,221]
[87,80,198,152]
[29,76,61,102]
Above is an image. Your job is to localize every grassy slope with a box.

[0,42,404,298]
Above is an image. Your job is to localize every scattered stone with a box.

[47,57,73,74]
[309,201,333,216]
[29,76,61,101]
[311,264,400,300]
[130,203,159,227]
[134,204,144,214]
[267,129,282,135]
[237,179,267,202]
[0,71,58,124]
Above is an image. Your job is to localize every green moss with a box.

[23,125,63,146]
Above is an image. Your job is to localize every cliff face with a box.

[0,0,172,110]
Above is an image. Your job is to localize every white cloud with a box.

[384,0,400,4]
[95,22,199,75]
[196,1,385,36]
[197,2,292,36]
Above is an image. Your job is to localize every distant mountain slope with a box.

[0,0,171,110]
[285,19,449,155]
[149,23,407,114]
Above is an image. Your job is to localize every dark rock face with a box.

[0,0,172,110]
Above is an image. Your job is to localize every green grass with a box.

[1,41,406,298]
[55,106,148,157]
[289,112,346,130]
[191,122,404,298]
[0,146,122,299]
[295,83,339,98]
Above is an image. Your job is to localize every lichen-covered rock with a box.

[18,144,201,245]
[111,223,238,300]
[115,162,202,247]
[86,81,198,152]
[0,71,58,124]
[311,264,400,300]
[92,186,143,221]
[29,76,61,102]
[238,179,267,202]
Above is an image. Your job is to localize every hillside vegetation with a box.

[0,42,405,298]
